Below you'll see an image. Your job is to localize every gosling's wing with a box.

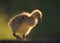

[8,15,23,33]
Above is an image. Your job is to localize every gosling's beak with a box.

[39,17,42,22]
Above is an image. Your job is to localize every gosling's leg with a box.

[13,33,22,40]
[22,34,25,41]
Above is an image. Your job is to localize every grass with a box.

[0,14,16,40]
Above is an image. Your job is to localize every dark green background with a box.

[0,0,60,40]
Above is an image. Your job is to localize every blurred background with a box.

[0,0,60,41]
